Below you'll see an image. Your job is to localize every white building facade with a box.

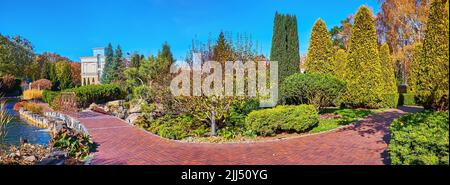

[80,48,106,86]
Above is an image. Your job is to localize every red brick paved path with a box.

[75,106,423,165]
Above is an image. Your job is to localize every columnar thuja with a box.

[170,53,278,136]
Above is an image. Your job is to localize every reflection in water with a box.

[1,99,51,146]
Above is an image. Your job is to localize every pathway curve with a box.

[75,106,423,165]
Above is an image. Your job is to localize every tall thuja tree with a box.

[379,44,398,108]
[415,0,449,111]
[305,19,334,74]
[408,43,423,93]
[101,43,114,84]
[343,6,384,108]
[333,49,348,79]
[55,61,73,90]
[270,12,300,85]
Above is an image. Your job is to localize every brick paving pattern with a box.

[46,104,421,165]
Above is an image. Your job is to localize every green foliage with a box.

[389,111,449,165]
[270,12,300,86]
[333,49,348,79]
[51,128,94,161]
[305,19,334,74]
[245,105,319,136]
[213,32,234,62]
[55,61,74,90]
[413,0,449,111]
[226,98,260,126]
[380,93,399,108]
[398,93,416,106]
[280,73,346,110]
[101,43,115,84]
[379,44,397,94]
[65,84,125,108]
[138,114,206,140]
[42,90,59,106]
[0,35,34,78]
[408,43,423,93]
[342,6,384,108]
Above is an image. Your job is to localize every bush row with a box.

[398,93,416,106]
[68,84,125,108]
[245,105,319,136]
[280,73,346,110]
[389,111,449,165]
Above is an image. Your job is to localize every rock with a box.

[128,103,142,114]
[126,113,142,125]
[89,103,98,110]
[24,156,37,162]
[117,113,126,119]
[106,100,125,107]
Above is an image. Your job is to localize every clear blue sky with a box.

[0,0,380,61]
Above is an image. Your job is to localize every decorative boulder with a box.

[126,113,142,125]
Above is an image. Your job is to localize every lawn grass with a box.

[309,107,387,133]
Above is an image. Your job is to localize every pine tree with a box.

[379,44,397,94]
[101,43,114,84]
[415,0,449,110]
[305,19,334,74]
[343,6,384,108]
[270,12,300,85]
[333,49,348,79]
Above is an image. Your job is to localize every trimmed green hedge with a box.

[389,111,449,165]
[398,93,416,106]
[245,105,319,136]
[280,73,346,110]
[65,84,125,108]
[381,93,399,108]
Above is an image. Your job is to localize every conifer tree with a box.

[270,12,300,85]
[213,32,233,64]
[408,43,423,93]
[343,6,384,108]
[333,49,348,79]
[305,19,334,74]
[379,44,397,94]
[55,61,73,90]
[415,0,449,110]
[101,43,114,84]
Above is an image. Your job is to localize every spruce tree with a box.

[343,6,384,108]
[415,0,449,110]
[305,19,334,74]
[270,12,300,85]
[111,45,123,82]
[101,43,114,84]
[379,44,397,94]
[213,32,233,64]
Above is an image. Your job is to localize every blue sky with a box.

[0,0,380,61]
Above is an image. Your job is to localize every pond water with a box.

[1,99,52,146]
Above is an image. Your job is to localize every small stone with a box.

[126,113,142,125]
[24,155,37,162]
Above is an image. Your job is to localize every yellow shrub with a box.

[23,90,43,100]
[24,102,44,115]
